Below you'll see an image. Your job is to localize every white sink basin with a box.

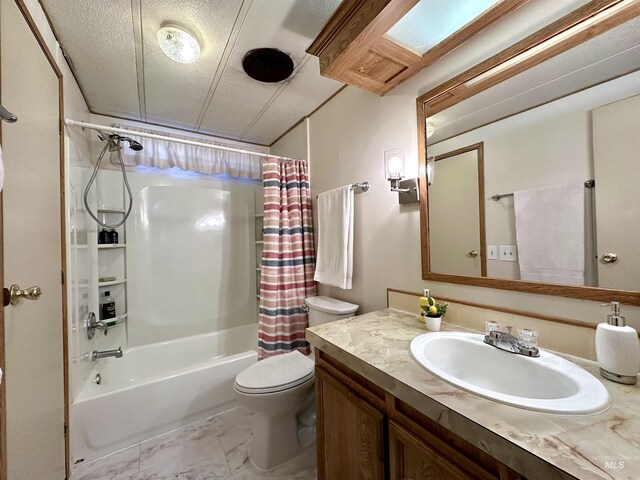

[410,332,610,414]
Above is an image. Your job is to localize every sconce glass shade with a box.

[157,24,201,64]
[426,121,435,138]
[426,155,435,185]
[384,148,405,180]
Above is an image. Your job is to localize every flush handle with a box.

[4,284,43,306]
[602,253,618,264]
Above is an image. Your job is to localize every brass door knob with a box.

[467,250,479,258]
[7,284,43,305]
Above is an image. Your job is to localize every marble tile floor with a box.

[71,407,317,480]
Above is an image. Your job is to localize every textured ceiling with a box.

[428,17,640,143]
[41,0,344,145]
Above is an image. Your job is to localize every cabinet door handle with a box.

[602,253,618,263]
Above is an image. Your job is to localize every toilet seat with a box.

[234,350,315,394]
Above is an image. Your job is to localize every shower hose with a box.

[83,137,133,229]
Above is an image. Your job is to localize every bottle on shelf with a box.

[98,228,109,245]
[111,229,119,244]
[101,290,116,320]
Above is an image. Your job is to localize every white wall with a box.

[270,5,640,330]
[270,120,308,160]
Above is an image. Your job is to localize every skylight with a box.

[385,0,501,54]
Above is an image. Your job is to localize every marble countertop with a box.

[306,309,640,480]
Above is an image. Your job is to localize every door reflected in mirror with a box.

[428,143,485,277]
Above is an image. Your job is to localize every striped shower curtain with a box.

[258,158,317,359]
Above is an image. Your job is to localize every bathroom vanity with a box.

[307,310,640,480]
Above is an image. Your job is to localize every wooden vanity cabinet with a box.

[315,351,525,480]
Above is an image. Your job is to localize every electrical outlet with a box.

[487,245,497,260]
[499,245,518,262]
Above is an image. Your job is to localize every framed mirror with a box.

[417,0,640,305]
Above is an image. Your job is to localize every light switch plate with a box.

[499,245,518,262]
[487,245,497,260]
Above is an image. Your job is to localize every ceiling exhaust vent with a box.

[242,48,294,83]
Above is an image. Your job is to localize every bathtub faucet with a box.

[91,347,123,361]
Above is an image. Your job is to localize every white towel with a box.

[514,182,585,285]
[314,185,354,289]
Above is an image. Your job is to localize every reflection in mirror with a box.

[428,144,485,277]
[426,73,640,291]
[418,3,640,303]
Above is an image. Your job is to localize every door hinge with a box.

[64,422,69,437]
[61,270,65,285]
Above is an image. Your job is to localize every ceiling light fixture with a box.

[465,0,632,87]
[157,24,200,64]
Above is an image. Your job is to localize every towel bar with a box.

[491,179,594,201]
[315,181,369,199]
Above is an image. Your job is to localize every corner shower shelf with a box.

[98,279,127,287]
[97,207,125,214]
[255,241,264,245]
[98,244,126,249]
[255,213,264,218]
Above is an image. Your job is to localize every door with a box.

[389,422,472,480]
[593,94,640,291]
[0,0,66,479]
[316,367,385,480]
[428,145,485,277]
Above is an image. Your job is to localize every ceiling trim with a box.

[195,0,253,131]
[418,0,640,113]
[269,84,347,146]
[131,0,146,121]
[427,60,640,146]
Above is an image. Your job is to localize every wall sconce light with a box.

[426,155,435,185]
[426,121,435,139]
[384,148,419,204]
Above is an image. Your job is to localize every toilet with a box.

[233,296,359,470]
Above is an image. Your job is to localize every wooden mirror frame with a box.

[417,0,640,306]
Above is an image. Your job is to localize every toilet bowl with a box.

[234,296,358,470]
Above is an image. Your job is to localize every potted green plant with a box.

[420,299,448,332]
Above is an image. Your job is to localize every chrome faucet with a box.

[85,312,108,339]
[484,326,540,357]
[91,347,123,361]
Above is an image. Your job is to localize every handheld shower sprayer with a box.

[83,134,143,229]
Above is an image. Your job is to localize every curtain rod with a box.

[64,119,300,162]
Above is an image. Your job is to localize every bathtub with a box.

[71,323,258,463]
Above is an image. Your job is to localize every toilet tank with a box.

[305,296,359,327]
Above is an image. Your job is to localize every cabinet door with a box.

[316,367,385,480]
[389,421,472,480]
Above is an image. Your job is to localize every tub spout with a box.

[91,347,123,361]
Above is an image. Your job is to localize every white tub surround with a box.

[72,324,257,463]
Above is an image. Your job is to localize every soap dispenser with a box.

[595,302,639,385]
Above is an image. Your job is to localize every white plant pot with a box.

[425,315,441,332]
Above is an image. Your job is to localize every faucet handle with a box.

[506,325,513,335]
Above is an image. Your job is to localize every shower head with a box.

[121,137,143,151]
[102,134,144,151]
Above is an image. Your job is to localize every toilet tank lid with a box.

[305,296,359,314]
[235,350,314,391]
